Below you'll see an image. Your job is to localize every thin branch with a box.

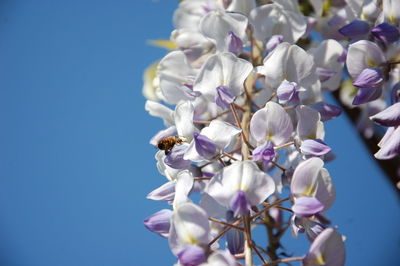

[250,197,290,221]
[222,152,238,161]
[274,141,294,150]
[263,256,304,266]
[209,217,245,231]
[261,202,293,213]
[193,177,212,181]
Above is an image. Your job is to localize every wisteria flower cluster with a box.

[141,0,400,265]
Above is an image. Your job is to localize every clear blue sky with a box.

[0,1,398,265]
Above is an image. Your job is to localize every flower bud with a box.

[226,211,244,255]
[371,22,400,44]
[352,87,381,105]
[300,139,331,156]
[252,142,275,163]
[165,145,191,169]
[177,245,206,266]
[338,19,370,38]
[143,209,172,237]
[215,85,235,109]
[352,68,383,89]
[292,196,325,218]
[316,67,337,82]
[227,31,243,55]
[276,80,300,104]
[194,133,217,159]
[229,190,250,216]
[311,102,342,122]
[391,82,400,104]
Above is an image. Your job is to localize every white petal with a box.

[220,52,253,96]
[258,43,315,88]
[257,42,289,88]
[346,40,386,79]
[249,3,306,44]
[194,52,252,101]
[200,120,241,150]
[200,250,237,266]
[250,102,293,145]
[158,51,197,104]
[200,11,248,52]
[205,161,275,207]
[375,126,400,159]
[291,157,324,197]
[310,39,344,91]
[173,170,194,209]
[193,54,224,101]
[226,0,256,16]
[296,105,322,140]
[174,101,197,141]
[315,168,336,210]
[169,202,211,255]
[145,100,174,127]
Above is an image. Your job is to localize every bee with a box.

[157,136,184,155]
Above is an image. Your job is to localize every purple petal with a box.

[227,31,243,55]
[370,103,400,127]
[305,221,326,242]
[346,40,386,79]
[337,48,347,63]
[375,126,400,160]
[266,35,283,52]
[316,67,337,82]
[215,85,235,109]
[338,19,370,38]
[371,22,400,44]
[165,145,192,169]
[391,82,400,104]
[352,87,381,105]
[181,84,202,100]
[146,181,175,202]
[277,80,299,104]
[252,142,275,163]
[311,101,342,121]
[226,211,244,255]
[143,209,172,237]
[300,139,332,156]
[292,196,325,217]
[194,133,217,159]
[352,68,383,89]
[229,190,250,216]
[177,245,206,266]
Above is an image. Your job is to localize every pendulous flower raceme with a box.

[140,0,400,264]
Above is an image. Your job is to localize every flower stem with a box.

[209,217,244,231]
[263,256,304,266]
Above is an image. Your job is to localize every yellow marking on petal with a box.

[142,61,159,101]
[148,39,178,50]
[307,132,317,139]
[367,58,378,68]
[302,184,317,197]
[388,14,397,25]
[184,234,198,245]
[314,253,326,265]
[267,130,274,140]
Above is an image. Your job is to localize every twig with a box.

[263,256,304,266]
[209,217,245,231]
